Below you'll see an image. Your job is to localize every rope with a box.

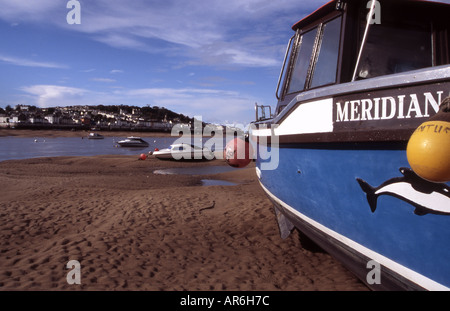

[442,96,450,113]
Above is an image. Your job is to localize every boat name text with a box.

[335,91,444,122]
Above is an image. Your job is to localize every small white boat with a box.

[117,136,149,147]
[153,143,214,160]
[87,132,104,139]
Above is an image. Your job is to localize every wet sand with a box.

[0,153,368,291]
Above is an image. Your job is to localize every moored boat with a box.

[153,143,214,160]
[250,0,450,290]
[116,136,149,147]
[87,132,104,139]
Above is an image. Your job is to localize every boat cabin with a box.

[270,0,450,119]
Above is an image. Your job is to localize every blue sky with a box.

[0,0,327,126]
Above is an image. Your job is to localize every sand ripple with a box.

[0,155,367,290]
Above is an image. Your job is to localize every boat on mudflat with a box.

[153,143,214,160]
[250,0,450,290]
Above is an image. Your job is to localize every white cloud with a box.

[0,54,68,69]
[0,0,323,69]
[93,33,152,51]
[91,77,116,83]
[19,84,259,123]
[81,68,96,73]
[20,85,88,107]
[2,0,326,123]
[121,87,258,124]
[0,0,60,22]
[220,48,279,67]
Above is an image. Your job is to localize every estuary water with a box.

[0,136,182,162]
[0,135,232,162]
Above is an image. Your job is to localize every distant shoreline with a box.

[0,127,230,139]
[0,128,177,138]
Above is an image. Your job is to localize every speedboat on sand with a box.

[117,137,149,147]
[153,143,214,160]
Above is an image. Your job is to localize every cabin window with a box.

[310,17,342,88]
[435,26,450,66]
[286,16,342,95]
[356,3,433,79]
[287,27,317,94]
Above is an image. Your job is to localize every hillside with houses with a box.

[0,104,213,133]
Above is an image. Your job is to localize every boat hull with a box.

[250,0,450,291]
[117,143,148,147]
[88,134,104,139]
[153,151,212,160]
[255,144,450,290]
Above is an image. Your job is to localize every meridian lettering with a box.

[424,92,442,117]
[335,91,443,122]
[361,98,373,120]
[407,94,422,118]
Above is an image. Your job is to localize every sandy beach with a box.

[0,144,368,291]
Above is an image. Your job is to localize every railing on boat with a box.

[255,103,273,122]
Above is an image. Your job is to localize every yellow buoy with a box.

[406,97,450,183]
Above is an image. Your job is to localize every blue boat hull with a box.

[250,0,450,291]
[255,144,450,290]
